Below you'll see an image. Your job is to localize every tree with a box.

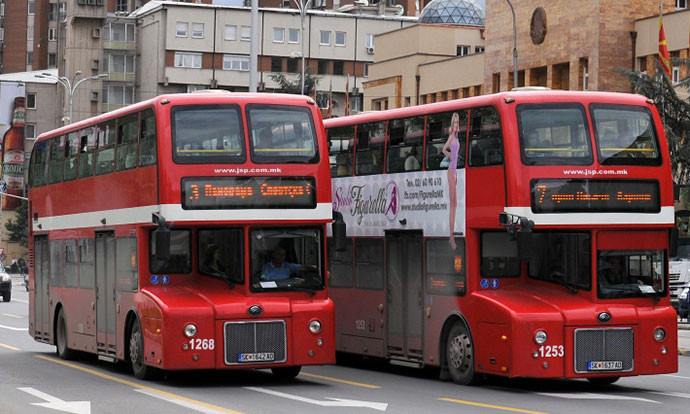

[4,201,28,248]
[269,69,319,96]
[618,67,690,184]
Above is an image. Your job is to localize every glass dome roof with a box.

[419,0,485,27]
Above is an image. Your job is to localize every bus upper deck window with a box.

[172,104,245,164]
[247,104,319,164]
[591,104,661,166]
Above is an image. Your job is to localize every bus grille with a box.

[223,320,287,365]
[574,328,633,373]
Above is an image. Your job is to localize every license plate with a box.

[238,352,275,362]
[587,360,623,371]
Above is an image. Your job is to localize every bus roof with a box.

[35,92,317,143]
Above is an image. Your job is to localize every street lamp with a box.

[35,71,108,124]
[504,0,518,90]
[294,0,313,95]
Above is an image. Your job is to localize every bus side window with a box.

[328,126,354,177]
[468,106,503,167]
[139,109,157,167]
[79,238,95,289]
[95,120,116,175]
[29,140,48,187]
[426,110,467,171]
[63,132,79,182]
[386,116,423,173]
[64,239,79,288]
[327,237,353,288]
[50,239,64,287]
[355,238,384,289]
[116,113,139,171]
[48,136,65,185]
[79,127,96,179]
[355,122,385,176]
[116,237,138,292]
[481,232,520,278]
[426,238,466,296]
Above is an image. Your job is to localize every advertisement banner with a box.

[332,169,466,238]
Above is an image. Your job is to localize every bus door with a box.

[33,235,50,341]
[95,231,117,355]
[385,230,424,360]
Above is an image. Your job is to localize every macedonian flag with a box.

[658,12,672,77]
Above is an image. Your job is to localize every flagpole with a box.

[659,2,665,126]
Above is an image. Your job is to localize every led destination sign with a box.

[182,177,316,209]
[531,179,659,213]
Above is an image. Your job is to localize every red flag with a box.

[327,79,332,118]
[659,12,672,77]
[344,75,350,116]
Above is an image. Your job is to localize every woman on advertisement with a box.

[442,112,460,250]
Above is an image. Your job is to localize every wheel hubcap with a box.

[130,330,142,365]
[449,333,470,371]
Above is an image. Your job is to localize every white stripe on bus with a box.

[504,206,674,226]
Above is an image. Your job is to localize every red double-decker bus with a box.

[27,92,341,379]
[325,90,677,385]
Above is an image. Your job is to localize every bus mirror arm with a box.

[332,211,347,252]
[499,213,535,262]
[152,213,171,261]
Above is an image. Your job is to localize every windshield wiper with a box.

[285,285,318,295]
[551,272,579,294]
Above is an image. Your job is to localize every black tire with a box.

[56,309,76,360]
[271,366,302,379]
[129,318,156,380]
[446,321,479,385]
[587,376,620,385]
[3,292,10,302]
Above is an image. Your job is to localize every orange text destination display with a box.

[530,179,659,213]
[182,176,316,209]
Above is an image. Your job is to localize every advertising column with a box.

[1,96,26,210]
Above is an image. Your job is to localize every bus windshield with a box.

[172,104,245,164]
[247,105,319,164]
[597,250,665,299]
[518,103,593,165]
[250,227,323,292]
[592,104,661,165]
[528,232,592,291]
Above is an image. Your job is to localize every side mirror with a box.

[670,227,679,258]
[155,227,171,261]
[332,211,347,252]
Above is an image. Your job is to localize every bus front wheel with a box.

[446,321,478,385]
[129,318,155,380]
[56,309,76,360]
[271,366,301,379]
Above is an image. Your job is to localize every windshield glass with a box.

[172,104,245,164]
[518,103,593,165]
[247,104,318,164]
[597,250,665,299]
[150,229,191,274]
[198,229,244,284]
[250,227,323,292]
[591,104,661,165]
[528,232,591,290]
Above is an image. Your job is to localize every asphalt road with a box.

[3,280,690,414]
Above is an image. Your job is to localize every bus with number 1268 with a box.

[325,90,677,385]
[27,92,344,379]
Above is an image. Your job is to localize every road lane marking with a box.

[34,355,245,414]
[300,371,381,389]
[135,389,239,414]
[12,299,29,303]
[245,386,388,411]
[0,324,28,331]
[439,398,548,414]
[662,374,690,380]
[534,392,660,403]
[651,391,690,399]
[19,387,91,414]
[0,342,21,351]
[2,313,23,318]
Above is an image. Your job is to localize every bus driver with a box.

[261,246,316,281]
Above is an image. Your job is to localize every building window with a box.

[366,33,375,48]
[287,58,298,73]
[364,63,370,77]
[475,46,485,53]
[333,61,344,75]
[26,124,36,140]
[320,30,331,46]
[241,26,251,41]
[677,0,687,10]
[673,66,680,84]
[28,1,35,15]
[27,52,34,65]
[222,54,249,71]
[49,28,57,41]
[582,59,589,91]
[27,26,34,41]
[224,25,237,40]
[116,0,128,12]
[457,45,470,56]
[104,22,135,42]
[105,54,135,74]
[174,52,202,69]
[318,60,329,74]
[288,28,299,44]
[176,22,188,37]
[273,27,285,43]
[27,93,37,109]
[191,23,204,39]
[102,85,135,106]
[271,57,283,72]
[49,3,57,20]
[335,31,346,47]
[0,28,3,41]
[49,53,57,67]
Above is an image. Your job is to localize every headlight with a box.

[0,274,9,282]
[653,328,666,342]
[534,330,548,344]
[184,323,198,338]
[308,320,322,334]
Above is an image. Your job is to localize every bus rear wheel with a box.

[446,321,478,385]
[56,309,76,360]
[587,376,620,385]
[271,366,302,379]
[129,318,155,380]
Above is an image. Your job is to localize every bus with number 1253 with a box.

[325,90,677,385]
[27,92,344,379]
